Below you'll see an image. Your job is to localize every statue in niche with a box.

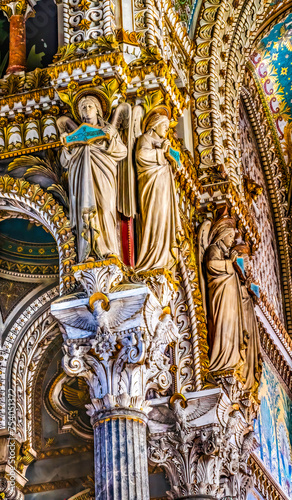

[198,216,261,392]
[135,113,183,272]
[57,95,135,263]
[198,217,246,375]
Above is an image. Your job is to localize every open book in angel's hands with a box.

[64,124,109,146]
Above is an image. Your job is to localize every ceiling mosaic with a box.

[0,219,58,276]
[251,12,292,168]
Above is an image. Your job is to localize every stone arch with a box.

[0,175,76,294]
[240,75,292,330]
[0,287,59,433]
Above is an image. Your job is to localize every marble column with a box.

[0,0,35,74]
[93,408,149,500]
[52,262,177,500]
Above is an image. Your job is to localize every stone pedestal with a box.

[92,408,149,500]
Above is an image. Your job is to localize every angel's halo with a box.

[72,88,111,124]
[142,105,172,133]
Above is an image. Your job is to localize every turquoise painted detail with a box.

[65,124,107,145]
[236,257,245,276]
[168,147,181,167]
[250,283,260,298]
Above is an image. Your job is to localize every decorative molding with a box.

[241,68,292,331]
[0,287,59,429]
[192,0,273,184]
[258,321,292,396]
[249,453,290,500]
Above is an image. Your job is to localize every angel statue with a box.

[198,217,246,376]
[135,113,183,272]
[57,94,136,263]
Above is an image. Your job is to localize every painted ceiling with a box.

[0,219,58,276]
[251,12,292,169]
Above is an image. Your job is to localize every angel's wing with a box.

[56,116,78,134]
[63,382,90,408]
[106,293,145,329]
[197,219,211,315]
[186,393,218,421]
[115,104,144,218]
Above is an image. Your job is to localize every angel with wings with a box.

[57,95,139,263]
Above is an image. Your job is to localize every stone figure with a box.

[135,113,183,272]
[198,217,246,375]
[199,217,261,391]
[57,95,128,263]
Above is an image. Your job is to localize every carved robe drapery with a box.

[241,281,262,392]
[205,242,246,374]
[135,129,182,271]
[60,125,127,262]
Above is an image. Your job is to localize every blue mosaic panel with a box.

[255,361,292,497]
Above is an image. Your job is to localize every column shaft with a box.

[7,15,26,73]
[93,410,150,500]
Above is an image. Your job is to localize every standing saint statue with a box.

[135,113,183,272]
[200,217,246,375]
[57,95,128,263]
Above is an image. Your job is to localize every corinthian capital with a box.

[0,0,35,19]
[51,260,180,418]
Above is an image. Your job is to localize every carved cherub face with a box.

[79,97,103,126]
[154,119,170,139]
[222,229,235,248]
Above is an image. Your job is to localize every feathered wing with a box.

[186,393,218,421]
[115,103,144,218]
[63,380,90,408]
[53,304,97,333]
[197,219,211,316]
[105,293,146,329]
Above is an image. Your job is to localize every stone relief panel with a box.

[239,102,284,322]
[254,360,292,497]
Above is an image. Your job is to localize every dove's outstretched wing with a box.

[52,294,97,334]
[186,393,218,421]
[105,293,146,329]
[54,305,97,332]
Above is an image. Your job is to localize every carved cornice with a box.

[23,477,89,494]
[249,453,290,500]
[258,320,292,396]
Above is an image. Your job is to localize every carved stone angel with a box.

[57,96,135,263]
[135,113,183,272]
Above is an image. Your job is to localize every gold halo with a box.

[169,392,187,409]
[72,88,111,123]
[142,105,172,133]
